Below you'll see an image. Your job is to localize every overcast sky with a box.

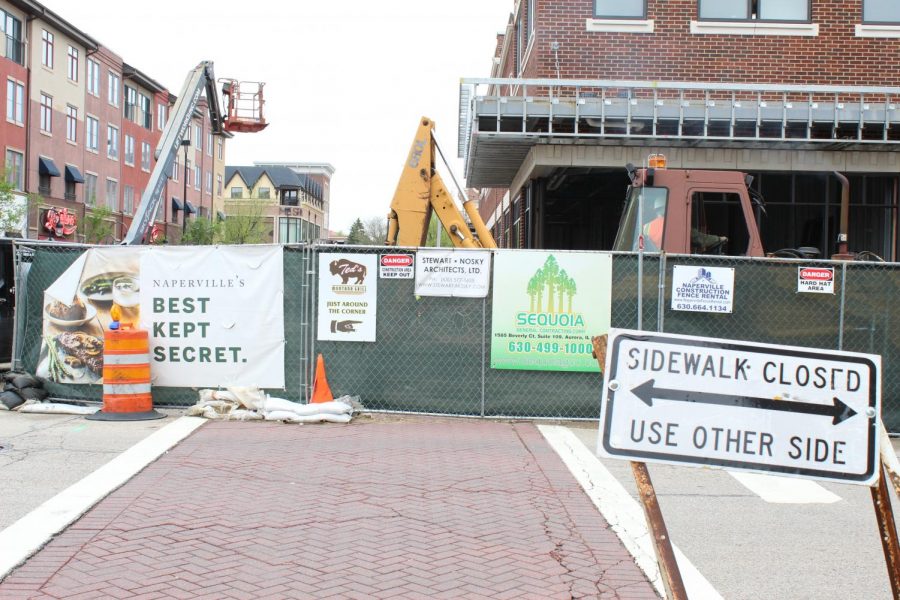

[38,0,512,233]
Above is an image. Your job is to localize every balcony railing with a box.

[3,35,24,66]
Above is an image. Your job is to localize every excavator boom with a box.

[385,117,496,249]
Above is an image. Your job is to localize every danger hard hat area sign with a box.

[797,266,835,294]
[597,329,881,485]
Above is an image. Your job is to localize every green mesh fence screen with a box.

[12,242,900,429]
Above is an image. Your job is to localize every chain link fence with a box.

[11,242,900,430]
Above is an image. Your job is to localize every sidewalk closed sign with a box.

[597,329,880,485]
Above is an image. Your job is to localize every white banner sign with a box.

[140,246,285,387]
[415,250,491,298]
[798,266,835,294]
[318,253,378,342]
[671,265,735,313]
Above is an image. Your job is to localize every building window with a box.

[1,12,24,65]
[6,79,24,124]
[205,171,212,194]
[106,178,118,210]
[216,174,223,196]
[207,131,213,156]
[107,125,119,159]
[282,189,298,206]
[194,124,202,153]
[5,149,23,190]
[157,104,167,131]
[864,0,900,22]
[86,116,99,152]
[141,141,151,171]
[124,134,135,165]
[65,177,76,201]
[108,71,120,107]
[123,185,134,215]
[185,160,191,186]
[170,199,180,223]
[698,0,808,21]
[124,85,137,121]
[594,0,646,18]
[66,105,77,143]
[216,138,223,160]
[84,173,98,206]
[40,94,52,133]
[194,165,201,190]
[139,93,151,129]
[230,187,242,199]
[87,59,100,95]
[67,46,78,81]
[172,158,179,182]
[259,187,271,199]
[41,29,53,68]
[279,218,301,243]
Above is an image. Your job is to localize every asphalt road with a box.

[0,410,178,530]
[568,424,900,600]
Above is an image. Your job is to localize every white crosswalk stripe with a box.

[728,471,842,504]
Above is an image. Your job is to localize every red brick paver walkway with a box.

[1,417,656,599]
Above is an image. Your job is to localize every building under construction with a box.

[461,0,900,260]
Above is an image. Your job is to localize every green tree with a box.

[346,218,368,245]
[219,200,267,245]
[557,269,568,313]
[363,216,388,245]
[534,267,544,313]
[0,174,28,236]
[527,274,540,313]
[83,206,115,244]
[181,217,220,245]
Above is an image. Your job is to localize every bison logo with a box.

[330,259,367,284]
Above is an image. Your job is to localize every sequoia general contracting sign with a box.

[597,329,881,485]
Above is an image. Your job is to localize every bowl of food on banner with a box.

[44,296,98,328]
[80,272,135,303]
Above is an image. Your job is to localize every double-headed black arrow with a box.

[631,379,857,425]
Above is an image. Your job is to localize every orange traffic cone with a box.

[311,353,334,404]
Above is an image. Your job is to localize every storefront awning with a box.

[38,157,61,177]
[172,198,184,211]
[184,201,197,214]
[64,165,84,183]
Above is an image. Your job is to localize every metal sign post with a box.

[592,335,687,600]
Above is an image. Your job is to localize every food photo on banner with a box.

[490,251,612,372]
[38,246,286,388]
[40,247,142,384]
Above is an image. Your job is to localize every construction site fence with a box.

[11,242,900,431]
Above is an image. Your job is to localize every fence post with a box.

[657,253,667,333]
[838,262,847,351]
[481,294,487,418]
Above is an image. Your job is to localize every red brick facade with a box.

[502,0,899,86]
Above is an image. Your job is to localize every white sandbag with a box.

[227,409,264,421]
[228,387,267,410]
[264,411,351,424]
[198,389,241,404]
[19,402,99,415]
[261,397,352,416]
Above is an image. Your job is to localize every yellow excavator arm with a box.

[385,117,496,248]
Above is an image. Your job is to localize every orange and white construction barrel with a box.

[87,324,164,421]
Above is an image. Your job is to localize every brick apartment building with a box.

[1,0,228,244]
[463,0,900,259]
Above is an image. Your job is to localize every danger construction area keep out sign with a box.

[597,329,881,485]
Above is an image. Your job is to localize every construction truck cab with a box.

[613,154,765,257]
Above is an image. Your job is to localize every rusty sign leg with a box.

[594,334,688,599]
[631,461,689,600]
[872,464,900,600]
